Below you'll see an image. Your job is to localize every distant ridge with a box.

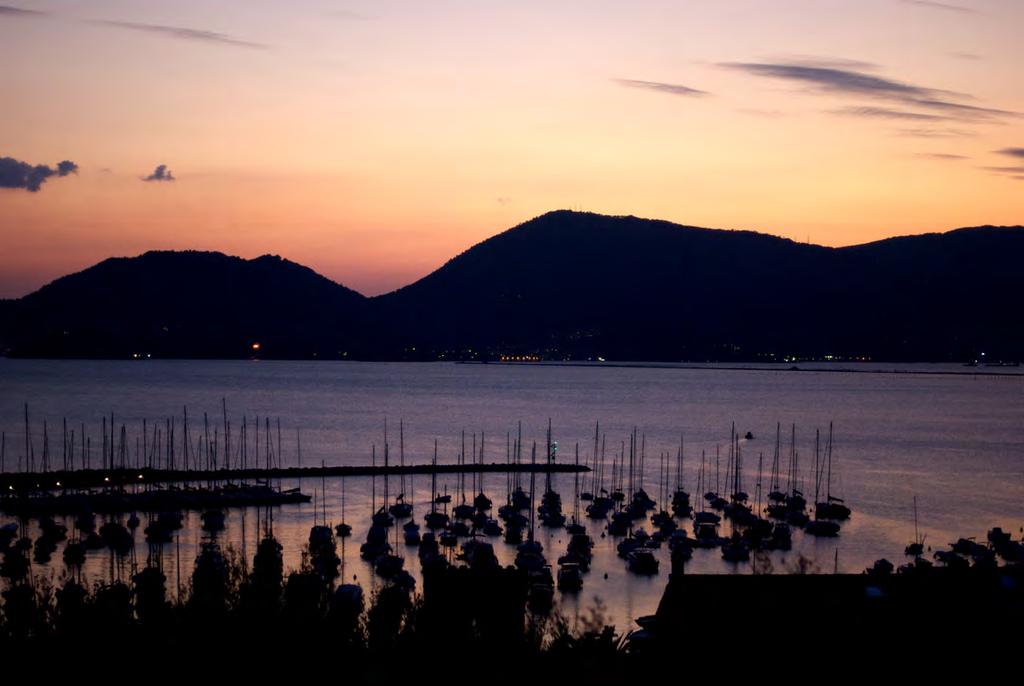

[2,211,1022,362]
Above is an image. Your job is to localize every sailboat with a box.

[335,476,352,538]
[538,420,566,527]
[453,431,475,520]
[515,443,547,572]
[389,420,414,519]
[805,429,840,537]
[473,432,492,512]
[370,443,394,528]
[670,436,691,518]
[766,423,788,518]
[586,434,613,519]
[361,446,393,560]
[565,443,586,535]
[424,441,450,530]
[814,423,851,520]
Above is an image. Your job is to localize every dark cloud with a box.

[142,164,175,182]
[720,60,1017,123]
[995,148,1024,159]
[0,5,46,16]
[831,106,948,121]
[0,156,78,192]
[96,20,269,49]
[721,61,936,98]
[900,1,977,13]
[615,79,709,98]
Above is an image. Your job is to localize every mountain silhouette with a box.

[2,211,1022,361]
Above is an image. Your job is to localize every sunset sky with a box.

[1,0,1022,298]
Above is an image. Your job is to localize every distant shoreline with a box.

[1,356,1022,377]
[479,360,1024,377]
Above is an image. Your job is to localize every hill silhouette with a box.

[0,251,367,359]
[2,211,1022,361]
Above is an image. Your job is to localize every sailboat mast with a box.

[826,422,833,500]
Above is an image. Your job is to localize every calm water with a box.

[1,359,1023,627]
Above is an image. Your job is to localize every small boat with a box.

[418,532,440,561]
[62,540,86,567]
[693,522,723,548]
[388,494,413,519]
[461,537,498,570]
[372,506,395,528]
[557,562,584,592]
[375,553,404,579]
[721,537,750,563]
[201,509,226,532]
[804,519,840,537]
[424,511,449,529]
[627,549,659,575]
[528,577,555,613]
[617,536,640,559]
[473,492,492,512]
[504,525,524,545]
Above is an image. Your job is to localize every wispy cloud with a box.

[831,106,949,121]
[900,1,977,14]
[720,60,1017,123]
[983,149,1024,180]
[0,157,78,192]
[894,128,976,138]
[983,165,1024,172]
[916,152,968,160]
[764,55,879,71]
[0,5,46,17]
[142,164,174,182]
[96,21,269,50]
[615,79,709,98]
[911,99,1016,121]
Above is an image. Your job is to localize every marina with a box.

[2,357,1023,628]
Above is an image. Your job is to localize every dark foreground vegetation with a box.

[2,533,1021,679]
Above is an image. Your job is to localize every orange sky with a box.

[1,0,1022,297]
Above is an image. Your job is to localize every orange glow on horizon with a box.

[1,1,1021,298]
